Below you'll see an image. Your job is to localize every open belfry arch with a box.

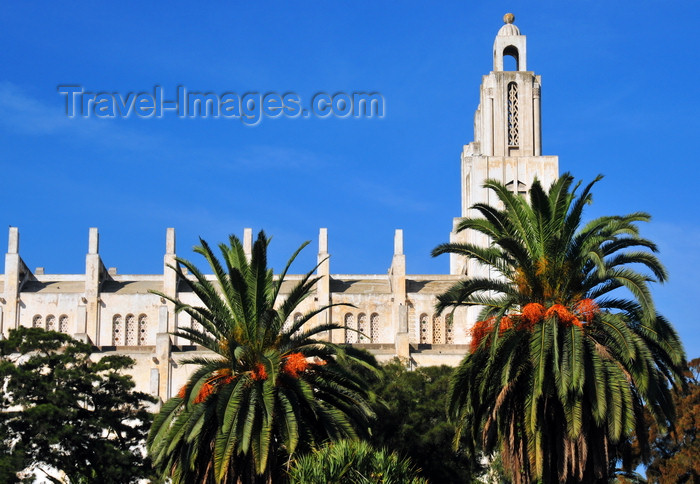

[1,15,559,402]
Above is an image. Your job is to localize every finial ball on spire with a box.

[503,13,515,24]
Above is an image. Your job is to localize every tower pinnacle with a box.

[503,13,515,24]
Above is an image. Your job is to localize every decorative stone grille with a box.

[370,313,379,343]
[357,313,368,343]
[32,315,42,328]
[113,314,123,345]
[419,313,429,344]
[507,82,519,146]
[125,314,137,345]
[344,313,356,343]
[46,315,56,331]
[138,314,147,345]
[59,315,68,333]
[432,314,443,344]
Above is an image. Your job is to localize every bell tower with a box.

[450,14,559,275]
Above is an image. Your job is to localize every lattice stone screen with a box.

[432,314,443,344]
[344,313,356,343]
[113,314,123,345]
[138,314,148,345]
[192,318,203,337]
[357,313,368,343]
[59,315,68,333]
[507,81,519,146]
[419,313,429,343]
[370,313,379,343]
[125,314,137,345]
[446,314,454,344]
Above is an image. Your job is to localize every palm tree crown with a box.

[147,231,377,483]
[433,174,686,483]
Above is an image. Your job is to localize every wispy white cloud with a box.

[232,145,331,170]
[168,144,335,176]
[0,81,162,151]
[349,177,433,212]
[0,81,72,134]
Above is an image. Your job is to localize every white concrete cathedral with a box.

[1,14,558,402]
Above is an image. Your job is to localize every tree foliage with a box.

[0,327,157,483]
[147,231,378,483]
[368,359,474,483]
[287,439,428,484]
[646,358,700,483]
[433,174,687,483]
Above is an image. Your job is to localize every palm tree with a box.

[288,440,428,484]
[432,174,686,483]
[147,231,378,483]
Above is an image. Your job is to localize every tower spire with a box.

[450,14,559,275]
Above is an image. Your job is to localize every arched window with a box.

[419,313,429,344]
[46,315,56,332]
[32,315,42,328]
[125,314,137,345]
[370,313,379,343]
[138,314,148,345]
[59,315,69,333]
[112,314,123,345]
[446,314,454,344]
[344,313,356,344]
[432,314,443,344]
[357,313,368,343]
[507,82,519,147]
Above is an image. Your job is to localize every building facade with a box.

[0,14,558,403]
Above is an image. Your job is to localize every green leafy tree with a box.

[646,358,700,483]
[0,327,157,484]
[368,359,474,483]
[287,439,428,484]
[147,231,378,483]
[432,174,686,483]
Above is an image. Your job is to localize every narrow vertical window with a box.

[507,82,519,147]
[59,315,68,333]
[419,313,429,344]
[32,315,42,328]
[125,314,137,345]
[370,313,379,343]
[113,314,123,345]
[138,314,148,345]
[46,315,56,332]
[344,313,356,344]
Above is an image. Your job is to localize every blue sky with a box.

[1,2,699,357]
